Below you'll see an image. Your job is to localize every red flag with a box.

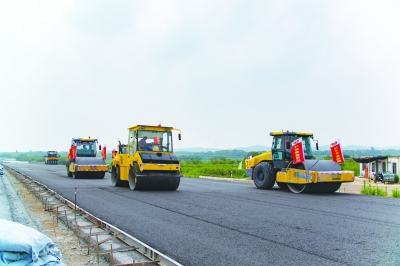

[70,145,76,160]
[153,137,160,144]
[102,146,106,160]
[330,139,345,163]
[112,149,117,159]
[290,138,305,164]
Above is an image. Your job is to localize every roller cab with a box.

[246,131,354,193]
[111,125,182,191]
[66,137,108,179]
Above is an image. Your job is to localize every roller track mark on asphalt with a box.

[99,188,349,265]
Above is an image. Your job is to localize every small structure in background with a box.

[354,156,400,179]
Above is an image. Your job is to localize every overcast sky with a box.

[1,0,399,152]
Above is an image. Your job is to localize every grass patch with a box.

[181,159,246,178]
[392,188,400,198]
[360,180,388,196]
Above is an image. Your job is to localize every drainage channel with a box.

[4,165,183,266]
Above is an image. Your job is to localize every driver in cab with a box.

[139,136,151,151]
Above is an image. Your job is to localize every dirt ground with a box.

[5,170,110,266]
[340,176,400,195]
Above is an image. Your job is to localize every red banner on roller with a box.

[112,149,117,159]
[330,139,345,163]
[70,145,76,160]
[290,138,305,164]
[102,146,106,160]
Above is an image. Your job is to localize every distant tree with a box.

[245,151,262,159]
[16,154,28,161]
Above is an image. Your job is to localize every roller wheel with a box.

[167,176,180,190]
[97,172,105,179]
[287,182,342,193]
[128,169,138,190]
[253,162,276,189]
[66,165,72,177]
[277,182,288,190]
[111,166,124,186]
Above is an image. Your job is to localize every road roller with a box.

[66,137,108,179]
[111,125,182,190]
[44,151,60,165]
[245,131,354,193]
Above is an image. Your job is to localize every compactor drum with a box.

[66,137,108,179]
[246,131,354,194]
[111,125,182,191]
[44,151,60,165]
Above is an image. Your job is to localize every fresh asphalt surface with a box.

[3,162,400,266]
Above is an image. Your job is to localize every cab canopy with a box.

[270,131,313,137]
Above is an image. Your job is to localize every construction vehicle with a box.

[66,137,108,179]
[245,131,354,193]
[111,125,182,190]
[44,151,60,165]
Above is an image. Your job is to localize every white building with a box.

[358,156,400,178]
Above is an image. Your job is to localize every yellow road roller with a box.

[66,137,108,179]
[245,131,354,193]
[111,125,182,190]
[44,151,60,165]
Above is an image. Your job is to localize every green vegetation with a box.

[0,151,67,164]
[395,174,399,184]
[0,151,113,165]
[340,159,360,176]
[360,180,388,196]
[181,157,246,178]
[176,149,249,160]
[314,148,400,158]
[360,180,400,198]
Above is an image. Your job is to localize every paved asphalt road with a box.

[3,162,400,266]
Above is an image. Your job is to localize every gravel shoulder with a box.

[1,168,110,266]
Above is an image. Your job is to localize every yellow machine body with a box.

[44,151,60,165]
[66,137,108,179]
[246,131,354,193]
[111,125,182,190]
[276,169,355,184]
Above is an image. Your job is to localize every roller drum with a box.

[293,160,341,171]
[75,157,106,165]
[73,157,107,179]
[287,160,343,193]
